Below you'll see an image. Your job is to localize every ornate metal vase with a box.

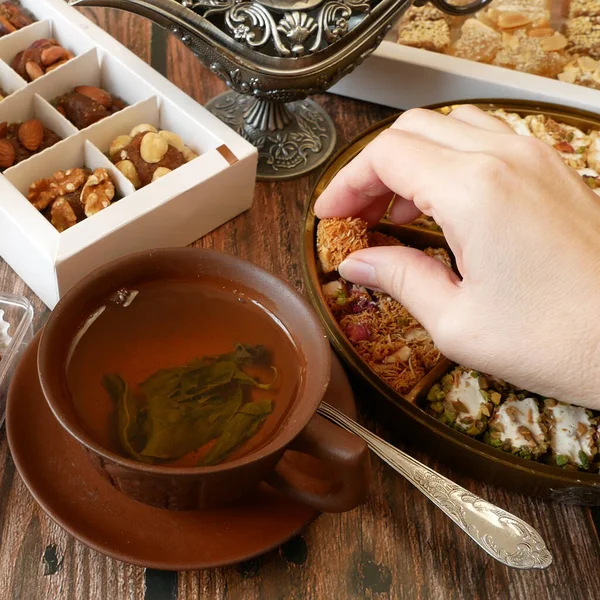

[70,0,490,179]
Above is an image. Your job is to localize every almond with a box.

[0,139,15,169]
[0,122,7,138]
[539,33,568,52]
[0,16,16,34]
[558,70,576,83]
[578,56,599,72]
[497,12,531,29]
[528,27,555,38]
[74,86,113,108]
[46,58,70,73]
[140,132,169,164]
[41,45,67,66]
[18,119,44,151]
[25,61,44,81]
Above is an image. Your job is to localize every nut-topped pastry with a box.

[564,16,600,61]
[55,86,127,130]
[109,124,199,189]
[485,395,549,459]
[0,1,34,37]
[28,167,117,232]
[0,119,61,170]
[11,39,74,82]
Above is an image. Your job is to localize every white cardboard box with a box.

[0,0,258,308]
[331,33,600,113]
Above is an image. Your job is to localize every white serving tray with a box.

[0,0,258,309]
[331,25,600,113]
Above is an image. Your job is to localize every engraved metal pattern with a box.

[70,0,492,179]
[317,402,553,570]
[206,92,336,179]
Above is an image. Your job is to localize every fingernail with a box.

[338,258,378,288]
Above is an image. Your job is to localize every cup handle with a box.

[267,413,371,513]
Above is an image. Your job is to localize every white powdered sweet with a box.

[494,397,545,449]
[0,310,11,355]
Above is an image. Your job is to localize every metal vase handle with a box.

[431,0,494,16]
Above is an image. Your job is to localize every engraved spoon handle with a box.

[317,402,553,570]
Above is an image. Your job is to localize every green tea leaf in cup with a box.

[199,399,273,466]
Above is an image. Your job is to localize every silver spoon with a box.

[317,401,553,570]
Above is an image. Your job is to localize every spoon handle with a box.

[317,402,553,570]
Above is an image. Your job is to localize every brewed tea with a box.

[67,278,302,467]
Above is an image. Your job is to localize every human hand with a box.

[314,106,600,409]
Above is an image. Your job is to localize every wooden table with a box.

[1,8,600,600]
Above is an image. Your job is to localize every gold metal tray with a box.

[303,99,600,505]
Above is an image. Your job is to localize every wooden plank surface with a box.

[0,6,599,600]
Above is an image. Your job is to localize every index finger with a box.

[314,127,463,222]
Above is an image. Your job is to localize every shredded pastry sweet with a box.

[316,217,369,274]
[564,16,600,60]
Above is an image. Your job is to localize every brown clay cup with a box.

[38,248,371,512]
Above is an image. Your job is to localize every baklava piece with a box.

[485,395,548,459]
[477,0,551,30]
[544,399,598,469]
[427,367,501,436]
[564,17,600,60]
[493,30,569,78]
[56,86,127,130]
[449,19,502,64]
[397,19,451,53]
[578,168,600,195]
[488,109,534,136]
[316,217,369,274]
[586,130,600,171]
[568,0,600,18]
[0,119,61,171]
[524,114,590,169]
[0,2,33,37]
[558,56,600,90]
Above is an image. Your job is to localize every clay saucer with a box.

[6,332,358,570]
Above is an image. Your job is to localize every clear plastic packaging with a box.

[0,293,34,427]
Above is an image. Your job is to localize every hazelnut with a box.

[183,147,199,163]
[116,160,141,189]
[152,167,172,182]
[130,124,157,137]
[159,130,185,153]
[140,132,169,164]
[109,135,132,160]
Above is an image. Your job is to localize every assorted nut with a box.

[55,86,127,130]
[11,39,74,83]
[0,1,34,38]
[109,124,199,189]
[0,119,61,170]
[28,168,117,232]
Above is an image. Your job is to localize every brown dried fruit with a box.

[74,85,113,109]
[25,60,44,81]
[40,45,67,66]
[80,168,115,217]
[18,119,44,151]
[0,121,7,138]
[140,132,169,164]
[0,138,15,168]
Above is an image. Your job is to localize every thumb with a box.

[338,246,461,335]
